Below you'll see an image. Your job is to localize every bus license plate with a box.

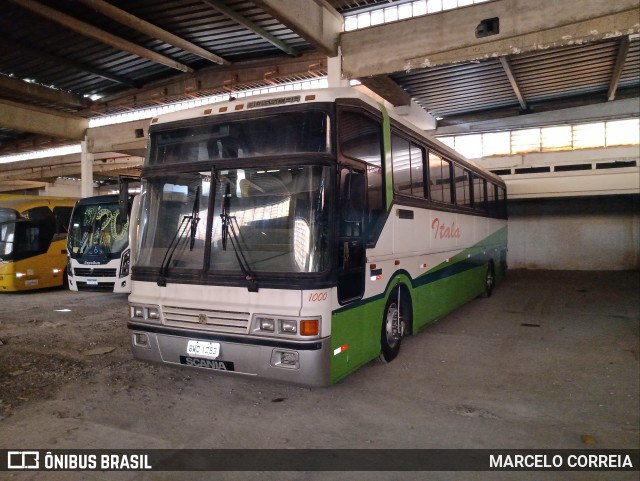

[186,340,220,359]
[87,279,98,285]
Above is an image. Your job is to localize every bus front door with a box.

[337,166,366,304]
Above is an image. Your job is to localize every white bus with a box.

[128,88,507,386]
[67,194,132,293]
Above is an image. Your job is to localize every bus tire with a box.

[62,268,69,290]
[480,261,494,298]
[378,286,411,363]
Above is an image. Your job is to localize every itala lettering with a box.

[431,217,461,240]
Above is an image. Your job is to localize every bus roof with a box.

[74,194,119,205]
[149,86,504,186]
[74,194,135,206]
[0,195,78,213]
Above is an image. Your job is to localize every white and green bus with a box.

[128,88,507,386]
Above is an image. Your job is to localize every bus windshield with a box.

[0,208,19,224]
[68,203,129,258]
[149,110,330,165]
[0,219,49,261]
[137,165,331,276]
[0,221,16,259]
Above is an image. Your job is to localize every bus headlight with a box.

[280,319,297,334]
[130,304,161,322]
[257,317,275,332]
[120,249,131,278]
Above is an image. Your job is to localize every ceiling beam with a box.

[0,74,90,110]
[341,0,640,78]
[0,153,142,181]
[252,0,341,57]
[77,0,230,66]
[85,52,327,114]
[0,100,88,140]
[0,181,48,193]
[201,0,299,57]
[358,75,411,106]
[608,35,631,101]
[8,0,194,74]
[0,135,74,156]
[499,57,527,111]
[435,97,640,135]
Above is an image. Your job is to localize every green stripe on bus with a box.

[380,103,393,210]
[329,226,507,383]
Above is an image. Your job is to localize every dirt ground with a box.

[0,270,638,481]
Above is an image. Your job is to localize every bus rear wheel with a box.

[379,287,411,363]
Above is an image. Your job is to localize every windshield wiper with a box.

[220,182,258,292]
[157,186,201,287]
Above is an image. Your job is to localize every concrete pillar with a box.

[80,138,94,198]
[327,49,348,88]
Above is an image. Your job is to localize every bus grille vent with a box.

[162,306,250,334]
[74,268,117,277]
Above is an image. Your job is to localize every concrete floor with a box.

[0,270,638,481]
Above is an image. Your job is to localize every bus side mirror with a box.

[119,183,129,221]
[129,194,141,262]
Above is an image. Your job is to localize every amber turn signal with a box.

[300,320,319,336]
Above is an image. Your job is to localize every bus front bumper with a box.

[128,322,331,387]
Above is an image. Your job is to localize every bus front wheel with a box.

[379,287,411,363]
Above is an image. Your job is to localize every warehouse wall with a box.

[507,195,640,270]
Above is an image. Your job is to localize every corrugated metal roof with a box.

[0,0,315,101]
[392,38,640,123]
[0,0,637,157]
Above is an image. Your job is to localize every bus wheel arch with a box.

[481,260,495,298]
[378,283,413,363]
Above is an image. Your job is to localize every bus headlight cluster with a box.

[130,304,161,322]
[120,249,131,278]
[252,315,320,337]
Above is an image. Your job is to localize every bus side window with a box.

[392,135,411,196]
[338,110,382,167]
[392,134,425,198]
[454,164,472,207]
[487,182,497,214]
[429,153,452,204]
[411,143,425,198]
[366,164,385,246]
[497,186,507,218]
[473,175,486,210]
[53,206,73,240]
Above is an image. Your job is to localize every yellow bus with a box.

[0,195,77,292]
